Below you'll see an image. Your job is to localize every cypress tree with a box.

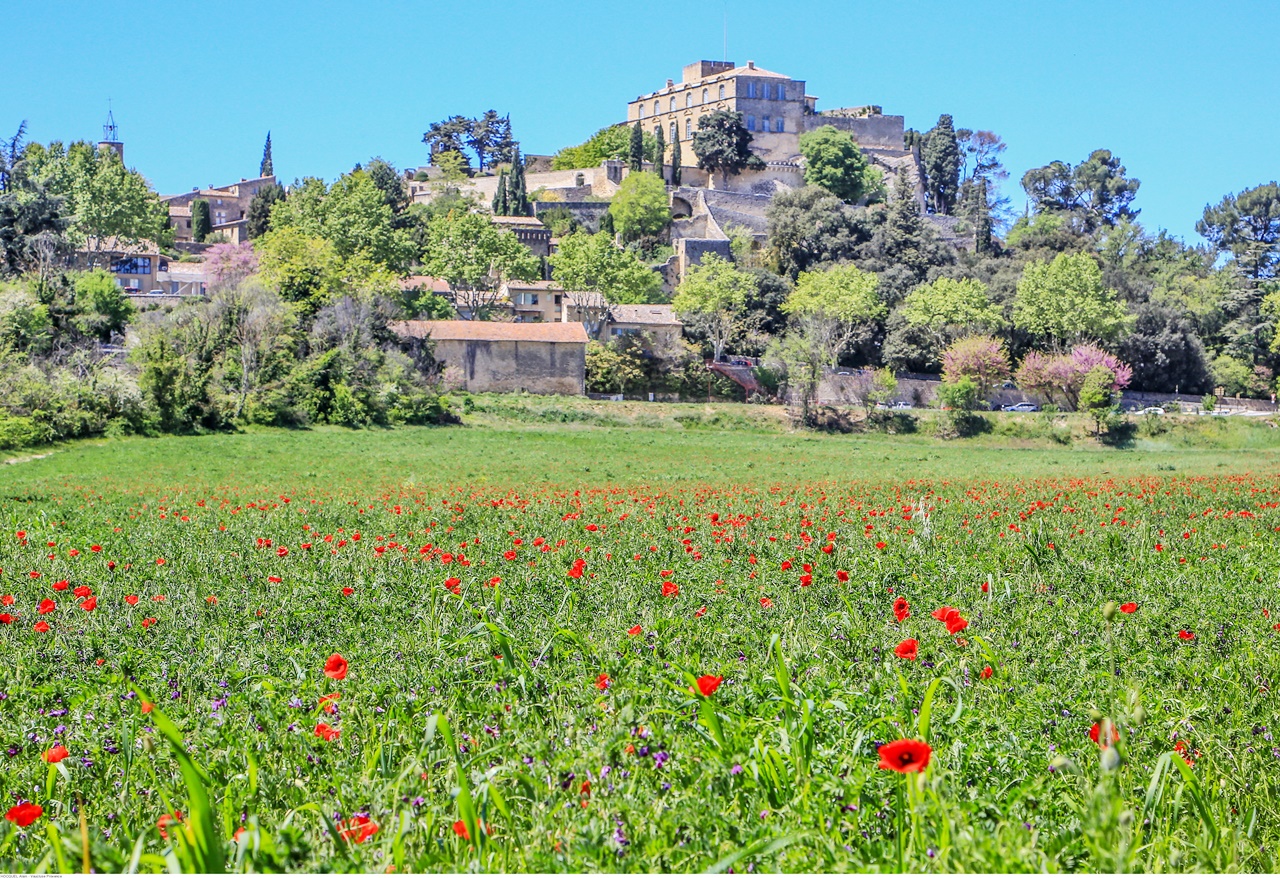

[260,132,273,177]
[670,136,682,186]
[973,178,993,254]
[654,126,666,183]
[510,146,528,216]
[492,169,509,215]
[191,199,211,242]
[922,114,961,215]
[628,121,644,172]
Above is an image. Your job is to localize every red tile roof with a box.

[390,320,589,343]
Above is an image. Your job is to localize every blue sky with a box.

[5,0,1276,242]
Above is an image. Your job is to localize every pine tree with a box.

[670,136,682,186]
[492,169,509,215]
[260,132,273,177]
[654,126,666,183]
[628,121,644,172]
[191,199,212,242]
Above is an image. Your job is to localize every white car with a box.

[1002,402,1039,412]
[1139,406,1165,415]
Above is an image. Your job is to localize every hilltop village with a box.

[1,57,1277,445]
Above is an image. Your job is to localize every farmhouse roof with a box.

[390,320,590,343]
[609,304,682,326]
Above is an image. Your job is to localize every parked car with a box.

[890,400,913,410]
[1002,402,1039,412]
[1139,406,1166,415]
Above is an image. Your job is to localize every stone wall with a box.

[532,202,611,233]
[809,113,905,150]
[434,338,585,395]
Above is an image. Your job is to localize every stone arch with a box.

[670,196,693,218]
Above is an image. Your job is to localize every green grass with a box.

[1,414,1279,871]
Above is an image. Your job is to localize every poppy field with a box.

[2,425,1280,872]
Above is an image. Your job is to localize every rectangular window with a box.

[171,281,180,294]
[110,256,152,275]
[775,118,785,132]
[746,115,756,131]
[762,117,770,132]
[746,81,755,98]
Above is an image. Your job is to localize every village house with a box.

[389,319,588,396]
[162,175,277,244]
[490,215,553,258]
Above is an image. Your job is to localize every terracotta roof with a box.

[80,237,160,255]
[725,64,791,79]
[398,275,452,293]
[501,280,564,292]
[390,320,589,343]
[609,304,683,326]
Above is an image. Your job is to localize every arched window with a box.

[670,122,677,143]
[685,119,692,139]
[719,85,725,100]
[669,97,676,112]
[702,88,708,103]
[638,105,645,119]
[654,100,660,115]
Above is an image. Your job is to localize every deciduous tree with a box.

[691,110,764,189]
[673,253,757,361]
[1013,252,1130,345]
[608,172,670,243]
[798,125,882,204]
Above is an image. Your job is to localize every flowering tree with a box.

[205,241,259,290]
[940,334,1010,397]
[1015,344,1131,410]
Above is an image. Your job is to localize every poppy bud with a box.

[1102,601,1118,622]
[1099,745,1122,772]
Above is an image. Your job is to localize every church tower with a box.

[98,108,124,163]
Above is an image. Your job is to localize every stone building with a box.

[162,176,277,244]
[490,215,553,258]
[626,59,907,169]
[389,320,588,396]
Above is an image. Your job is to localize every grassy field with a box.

[2,407,1280,871]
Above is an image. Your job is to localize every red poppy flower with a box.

[33,621,50,633]
[80,596,97,612]
[877,739,932,773]
[835,570,850,583]
[337,815,379,843]
[43,745,69,763]
[944,609,969,635]
[52,580,69,591]
[694,605,707,618]
[931,606,954,622]
[661,581,679,598]
[799,574,813,587]
[38,599,56,615]
[980,665,993,679]
[314,722,340,741]
[503,550,517,561]
[156,812,183,840]
[319,693,341,714]
[894,639,919,661]
[488,577,501,587]
[1088,721,1121,748]
[627,625,642,636]
[0,594,12,606]
[981,582,989,593]
[205,595,218,605]
[28,571,40,579]
[5,802,42,827]
[452,819,471,840]
[342,587,354,596]
[444,577,462,594]
[1177,630,1194,640]
[140,701,153,714]
[324,654,349,680]
[595,673,610,691]
[141,617,157,628]
[90,545,101,553]
[1120,602,1138,614]
[125,595,139,606]
[0,613,13,624]
[696,675,723,696]
[893,597,910,623]
[760,597,774,609]
[875,541,887,550]
[73,586,91,598]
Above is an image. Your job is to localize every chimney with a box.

[747,60,755,69]
[666,79,674,88]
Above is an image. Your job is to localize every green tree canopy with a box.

[1021,149,1141,233]
[269,171,414,271]
[798,126,882,204]
[552,125,658,171]
[1197,182,1280,282]
[1013,252,1130,345]
[902,277,1003,341]
[672,253,757,361]
[255,226,345,311]
[191,199,211,243]
[245,181,286,240]
[422,210,540,317]
[608,172,670,243]
[72,269,135,341]
[691,111,764,187]
[549,231,662,304]
[783,263,885,328]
